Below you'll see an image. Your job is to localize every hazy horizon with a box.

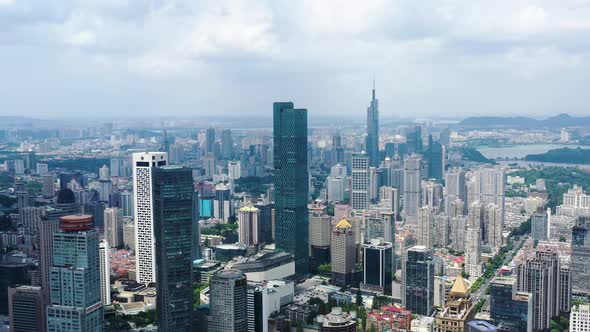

[1,1,589,119]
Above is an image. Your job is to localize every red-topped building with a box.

[367,305,413,332]
[59,214,94,232]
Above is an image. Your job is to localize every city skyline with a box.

[2,1,590,118]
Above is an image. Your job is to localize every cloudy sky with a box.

[1,0,590,120]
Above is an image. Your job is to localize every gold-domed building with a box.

[434,275,475,332]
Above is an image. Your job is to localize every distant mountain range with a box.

[458,114,590,128]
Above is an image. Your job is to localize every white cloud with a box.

[1,0,590,118]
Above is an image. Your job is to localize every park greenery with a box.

[234,176,272,196]
[105,309,156,331]
[46,158,110,173]
[526,147,590,164]
[193,282,208,308]
[200,223,238,238]
[510,167,590,209]
[457,147,495,164]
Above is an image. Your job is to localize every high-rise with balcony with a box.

[133,151,167,285]
[273,102,309,275]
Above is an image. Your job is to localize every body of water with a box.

[476,144,590,159]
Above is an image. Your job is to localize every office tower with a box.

[402,246,434,316]
[228,160,241,179]
[448,198,465,219]
[153,166,195,331]
[0,255,28,316]
[406,126,423,154]
[14,179,30,216]
[246,280,294,332]
[380,186,400,215]
[308,204,331,263]
[104,207,123,248]
[470,167,505,221]
[326,176,345,203]
[369,167,380,202]
[558,185,590,217]
[273,102,309,276]
[254,200,273,245]
[206,127,216,154]
[330,163,346,177]
[119,190,133,217]
[133,151,167,285]
[39,189,79,304]
[99,240,111,305]
[434,275,475,332]
[570,303,590,332]
[530,207,549,242]
[445,169,466,215]
[238,204,261,246]
[362,239,393,295]
[214,183,232,223]
[123,221,135,250]
[366,82,379,167]
[426,135,444,181]
[489,276,532,332]
[417,206,435,249]
[20,206,41,233]
[391,166,404,190]
[23,150,36,170]
[47,215,102,332]
[14,159,25,175]
[99,165,109,180]
[381,211,396,244]
[572,216,590,297]
[8,286,45,332]
[98,177,112,203]
[403,154,421,218]
[351,152,369,211]
[559,265,572,313]
[203,153,216,178]
[434,213,449,248]
[451,215,468,252]
[421,180,443,210]
[317,307,357,332]
[465,203,483,278]
[209,269,248,332]
[59,171,84,191]
[222,129,233,159]
[516,248,568,331]
[42,173,55,198]
[484,203,503,250]
[331,218,356,287]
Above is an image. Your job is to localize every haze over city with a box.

[2,0,590,119]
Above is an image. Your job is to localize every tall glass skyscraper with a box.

[153,166,195,331]
[402,245,434,316]
[366,82,379,167]
[46,214,103,332]
[273,102,309,276]
[572,216,590,297]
